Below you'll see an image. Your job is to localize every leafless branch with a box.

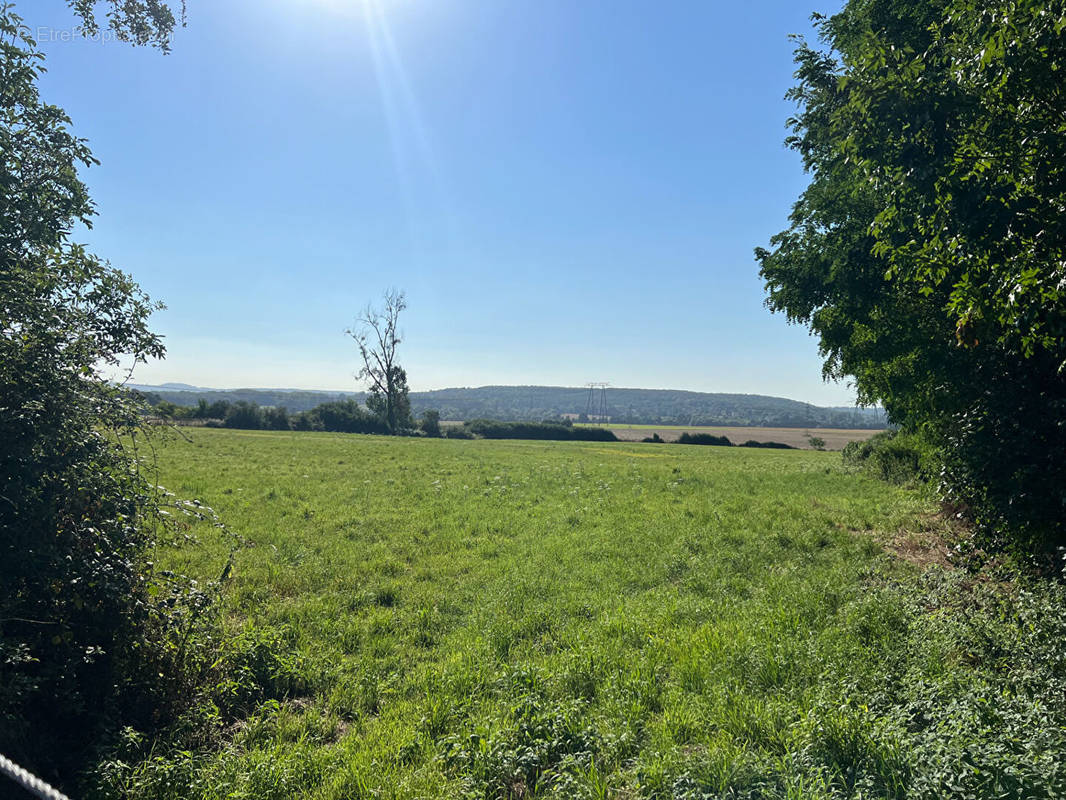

[345,289,408,431]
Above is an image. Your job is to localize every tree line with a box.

[139,385,889,429]
[146,395,442,436]
[143,397,634,443]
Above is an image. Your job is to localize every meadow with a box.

[102,428,1066,799]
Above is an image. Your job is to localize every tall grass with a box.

[91,429,1066,799]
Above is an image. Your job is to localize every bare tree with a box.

[346,289,411,433]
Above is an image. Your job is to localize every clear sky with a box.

[28,0,856,405]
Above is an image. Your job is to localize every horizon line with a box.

[129,381,878,409]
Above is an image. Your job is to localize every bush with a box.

[291,410,321,431]
[224,400,264,430]
[463,420,618,442]
[191,399,231,420]
[420,409,442,437]
[642,433,665,443]
[740,440,795,449]
[309,400,388,434]
[937,388,1066,554]
[262,406,291,431]
[0,13,231,789]
[676,432,733,447]
[842,430,934,485]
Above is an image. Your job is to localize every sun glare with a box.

[306,0,387,18]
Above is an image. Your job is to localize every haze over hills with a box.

[130,384,887,429]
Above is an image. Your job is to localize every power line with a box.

[584,382,609,424]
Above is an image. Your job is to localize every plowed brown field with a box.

[604,424,883,450]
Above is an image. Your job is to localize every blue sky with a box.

[29,0,855,405]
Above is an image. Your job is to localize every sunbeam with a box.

[360,0,452,256]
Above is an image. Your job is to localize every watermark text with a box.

[30,26,120,45]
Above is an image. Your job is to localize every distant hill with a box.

[131,383,887,429]
[152,382,205,391]
[413,386,886,428]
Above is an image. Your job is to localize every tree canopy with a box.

[756,0,1066,551]
[66,0,186,51]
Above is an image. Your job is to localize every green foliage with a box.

[843,430,935,485]
[196,398,232,420]
[439,686,603,800]
[262,405,290,431]
[676,432,733,447]
[807,436,827,451]
[639,434,797,449]
[0,7,230,790]
[463,419,619,442]
[740,440,795,450]
[149,398,186,419]
[646,434,795,449]
[366,365,413,432]
[65,0,186,51]
[300,399,387,435]
[139,384,890,428]
[91,429,1066,799]
[224,400,264,430]
[420,409,442,437]
[445,425,476,439]
[158,395,414,436]
[756,0,1066,550]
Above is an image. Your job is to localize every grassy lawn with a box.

[105,428,1061,799]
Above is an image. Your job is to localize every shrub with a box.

[740,440,795,449]
[291,411,320,431]
[224,400,264,430]
[262,406,291,431]
[420,409,442,437]
[643,433,665,443]
[676,432,733,447]
[842,430,934,485]
[463,420,618,442]
[304,400,387,435]
[0,12,231,789]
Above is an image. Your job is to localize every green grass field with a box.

[104,428,1066,799]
